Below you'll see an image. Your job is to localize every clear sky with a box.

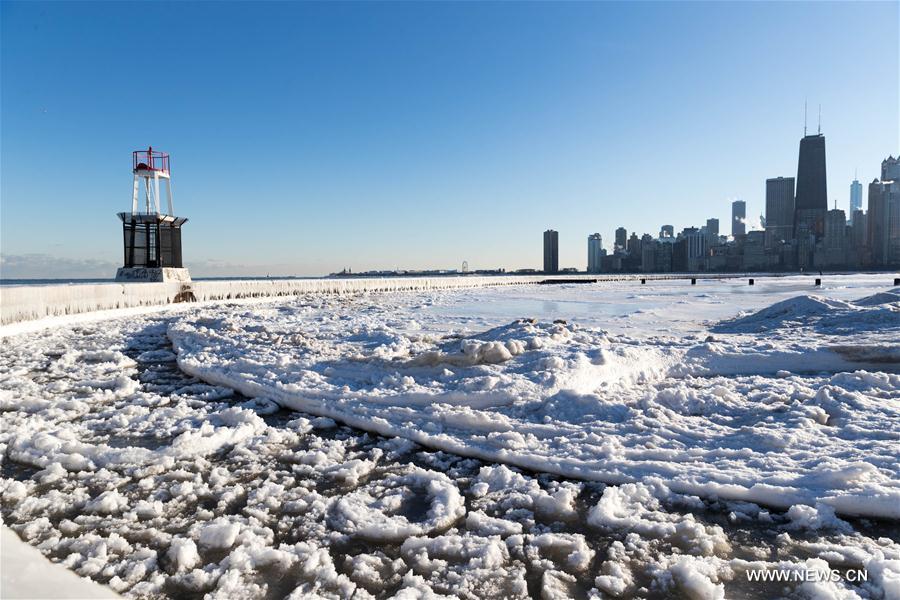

[2,1,898,278]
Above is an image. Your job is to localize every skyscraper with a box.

[543,229,559,274]
[587,233,603,273]
[627,233,641,254]
[824,208,848,250]
[765,176,795,246]
[681,227,707,271]
[851,210,867,253]
[850,178,863,220]
[867,178,900,266]
[614,227,627,252]
[882,156,900,181]
[794,133,828,238]
[659,225,674,239]
[732,200,746,237]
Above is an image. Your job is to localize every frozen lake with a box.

[1,274,899,599]
[429,275,895,333]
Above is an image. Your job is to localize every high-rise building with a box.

[622,233,641,270]
[587,233,603,273]
[816,208,849,268]
[672,237,688,272]
[732,200,746,237]
[743,230,769,270]
[765,176,795,246]
[645,240,672,272]
[874,159,900,265]
[824,209,847,249]
[627,232,641,255]
[794,133,828,238]
[883,156,900,181]
[867,179,900,266]
[682,227,707,271]
[659,225,674,239]
[705,218,720,247]
[796,224,815,270]
[614,227,627,252]
[850,209,867,254]
[656,241,673,272]
[543,229,559,274]
[850,178,863,220]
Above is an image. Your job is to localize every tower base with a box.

[115,267,192,283]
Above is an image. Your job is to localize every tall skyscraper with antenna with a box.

[794,105,828,239]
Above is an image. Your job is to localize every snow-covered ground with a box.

[1,526,120,598]
[1,274,899,599]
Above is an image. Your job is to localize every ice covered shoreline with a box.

[0,274,592,325]
[2,274,899,599]
[2,272,814,326]
[167,278,900,521]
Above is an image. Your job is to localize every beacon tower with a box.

[116,147,191,282]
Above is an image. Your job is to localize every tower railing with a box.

[133,148,170,174]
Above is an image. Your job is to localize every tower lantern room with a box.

[116,147,191,282]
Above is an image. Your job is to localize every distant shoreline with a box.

[3,268,898,287]
[0,276,327,286]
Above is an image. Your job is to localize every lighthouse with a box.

[115,147,191,282]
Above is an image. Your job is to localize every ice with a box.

[785,503,852,533]
[661,556,726,600]
[167,277,900,520]
[713,290,900,334]
[165,537,200,572]
[0,274,592,327]
[328,467,466,541]
[0,526,121,598]
[465,510,523,536]
[528,533,595,571]
[2,273,899,599]
[197,520,241,550]
[594,542,635,597]
[587,482,730,557]
[86,490,130,515]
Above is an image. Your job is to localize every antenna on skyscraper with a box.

[818,104,821,134]
[804,100,808,136]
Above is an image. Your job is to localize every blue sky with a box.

[2,1,898,277]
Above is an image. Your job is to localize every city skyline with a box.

[2,1,898,278]
[549,136,899,274]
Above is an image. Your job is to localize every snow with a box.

[663,556,725,600]
[328,467,466,541]
[1,274,601,326]
[587,482,730,557]
[198,519,242,550]
[1,526,120,598]
[786,503,853,533]
[165,537,200,572]
[1,273,899,599]
[167,277,900,519]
